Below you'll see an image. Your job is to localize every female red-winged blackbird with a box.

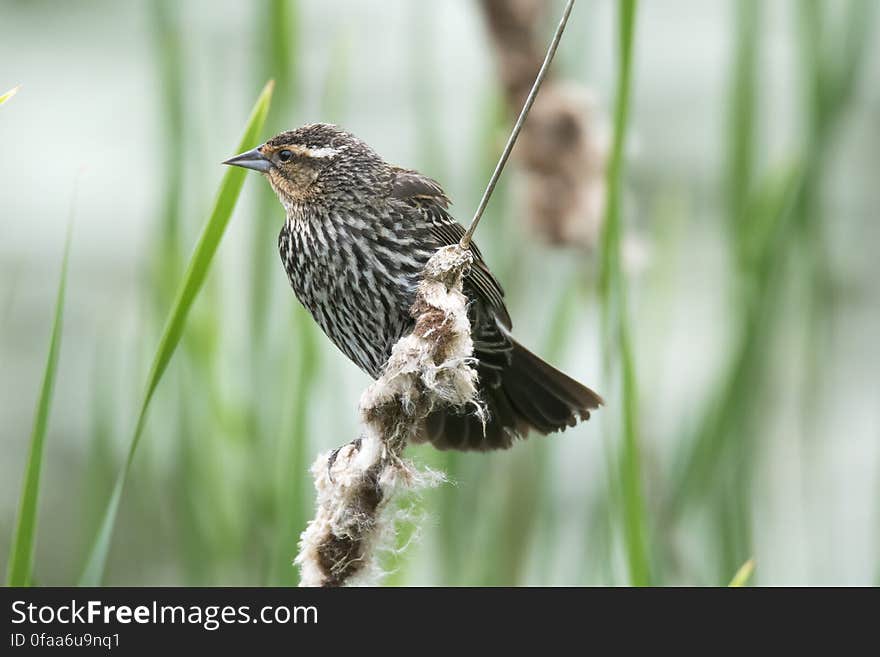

[225,123,601,450]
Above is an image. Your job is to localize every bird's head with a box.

[223,123,380,209]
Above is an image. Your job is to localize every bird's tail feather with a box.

[422,339,602,451]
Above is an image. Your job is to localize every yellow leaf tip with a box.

[0,84,22,105]
[729,558,756,587]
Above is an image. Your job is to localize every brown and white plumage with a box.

[228,123,602,451]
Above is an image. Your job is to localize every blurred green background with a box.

[2,0,879,586]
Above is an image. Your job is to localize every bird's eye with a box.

[278,149,293,163]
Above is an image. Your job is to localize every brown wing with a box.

[389,168,601,450]
[389,167,512,329]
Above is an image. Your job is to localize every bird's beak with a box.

[223,146,272,172]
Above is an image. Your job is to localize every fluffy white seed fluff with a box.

[296,245,481,587]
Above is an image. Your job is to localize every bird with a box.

[224,123,602,450]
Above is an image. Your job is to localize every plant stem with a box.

[598,0,651,587]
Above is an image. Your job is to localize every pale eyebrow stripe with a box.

[268,144,342,158]
[304,146,341,158]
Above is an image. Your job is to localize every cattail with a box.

[481,0,608,248]
[296,245,480,586]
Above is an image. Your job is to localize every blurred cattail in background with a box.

[481,0,608,248]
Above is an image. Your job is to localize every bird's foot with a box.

[326,437,363,483]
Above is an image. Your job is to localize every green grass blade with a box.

[725,0,758,263]
[597,0,651,586]
[0,85,21,105]
[6,226,72,586]
[728,558,755,587]
[78,81,274,585]
[148,0,186,304]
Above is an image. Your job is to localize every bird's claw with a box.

[326,438,363,483]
